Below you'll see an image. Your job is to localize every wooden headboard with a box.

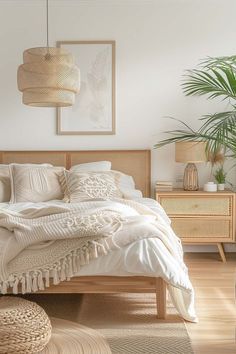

[0,150,151,197]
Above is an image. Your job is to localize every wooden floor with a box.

[184,253,236,354]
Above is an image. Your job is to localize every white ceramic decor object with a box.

[203,182,217,192]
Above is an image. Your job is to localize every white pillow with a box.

[70,161,111,172]
[0,165,11,202]
[121,188,143,199]
[10,164,64,203]
[61,170,122,202]
[112,170,143,199]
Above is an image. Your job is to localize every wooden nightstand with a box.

[156,189,235,262]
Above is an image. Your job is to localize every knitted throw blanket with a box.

[0,199,182,295]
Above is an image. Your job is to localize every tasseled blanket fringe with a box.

[0,239,109,295]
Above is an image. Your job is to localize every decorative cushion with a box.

[0,296,51,354]
[61,170,122,202]
[0,165,10,202]
[10,164,64,203]
[70,161,111,172]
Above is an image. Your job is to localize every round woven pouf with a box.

[0,296,52,354]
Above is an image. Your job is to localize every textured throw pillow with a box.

[10,164,65,203]
[61,170,122,202]
[0,165,11,202]
[70,161,112,172]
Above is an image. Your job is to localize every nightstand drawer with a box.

[159,196,231,216]
[171,218,232,241]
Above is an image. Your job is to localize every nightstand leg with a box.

[217,243,226,262]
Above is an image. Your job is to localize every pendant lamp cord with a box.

[46,0,49,48]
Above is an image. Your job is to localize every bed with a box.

[0,150,197,322]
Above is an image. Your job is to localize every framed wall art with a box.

[56,40,115,135]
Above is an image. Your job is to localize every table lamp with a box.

[175,141,207,191]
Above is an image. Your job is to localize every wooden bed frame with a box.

[1,149,167,319]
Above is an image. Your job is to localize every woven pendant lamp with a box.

[17,0,80,107]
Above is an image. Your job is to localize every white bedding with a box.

[0,198,197,322]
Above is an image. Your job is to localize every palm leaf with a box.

[182,69,236,100]
[202,56,236,70]
[154,117,236,160]
[199,111,236,154]
[182,56,236,101]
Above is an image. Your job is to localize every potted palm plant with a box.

[155,55,236,181]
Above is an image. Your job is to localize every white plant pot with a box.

[217,183,225,191]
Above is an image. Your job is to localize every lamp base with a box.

[183,163,199,191]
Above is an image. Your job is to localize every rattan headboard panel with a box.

[0,150,151,197]
[0,151,67,167]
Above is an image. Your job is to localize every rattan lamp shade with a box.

[17,47,80,107]
[175,141,207,163]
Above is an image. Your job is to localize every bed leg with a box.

[155,278,166,319]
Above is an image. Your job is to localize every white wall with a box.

[0,0,235,252]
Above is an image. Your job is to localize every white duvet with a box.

[0,198,197,322]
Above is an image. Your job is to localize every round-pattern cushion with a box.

[0,296,52,354]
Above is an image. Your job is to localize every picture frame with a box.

[56,40,115,135]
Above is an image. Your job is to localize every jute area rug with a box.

[26,293,194,354]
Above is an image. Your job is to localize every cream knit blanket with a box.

[0,199,182,295]
[0,199,198,322]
